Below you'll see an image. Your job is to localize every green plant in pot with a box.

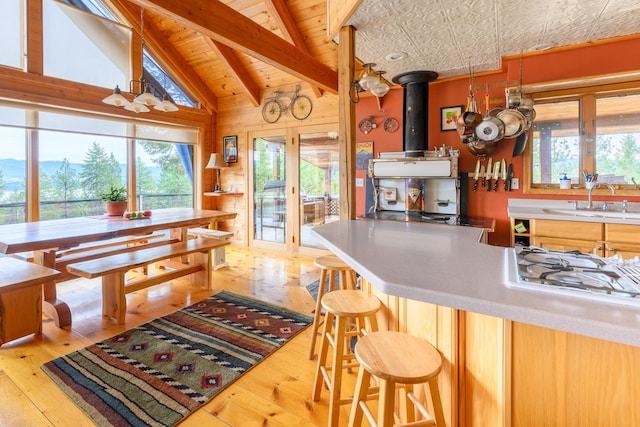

[101,186,128,216]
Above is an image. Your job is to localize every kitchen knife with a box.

[485,157,492,189]
[480,164,486,188]
[500,159,507,190]
[506,163,514,191]
[473,159,480,191]
[492,160,501,191]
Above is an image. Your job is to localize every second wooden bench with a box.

[66,238,229,324]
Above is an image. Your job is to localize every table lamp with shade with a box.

[205,153,227,192]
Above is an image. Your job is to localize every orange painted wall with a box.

[355,37,640,247]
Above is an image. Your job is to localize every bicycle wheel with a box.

[262,100,283,123]
[290,95,313,120]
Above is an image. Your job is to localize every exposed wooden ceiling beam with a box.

[205,38,261,107]
[125,0,338,94]
[109,0,219,112]
[264,0,323,98]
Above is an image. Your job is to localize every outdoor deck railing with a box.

[0,193,192,225]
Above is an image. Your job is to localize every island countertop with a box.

[311,219,640,347]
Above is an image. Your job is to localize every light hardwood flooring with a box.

[0,246,362,427]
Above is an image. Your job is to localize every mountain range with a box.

[0,159,161,191]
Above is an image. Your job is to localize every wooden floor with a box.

[0,246,362,427]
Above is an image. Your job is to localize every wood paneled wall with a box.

[207,88,340,245]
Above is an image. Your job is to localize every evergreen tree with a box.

[158,166,190,194]
[50,158,80,201]
[138,140,190,207]
[616,134,640,183]
[0,169,6,202]
[136,157,155,194]
[79,142,122,199]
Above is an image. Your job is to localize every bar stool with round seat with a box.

[312,289,381,427]
[308,254,357,360]
[348,331,446,427]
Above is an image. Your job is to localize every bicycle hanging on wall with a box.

[261,85,313,123]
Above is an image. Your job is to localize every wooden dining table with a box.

[0,208,236,328]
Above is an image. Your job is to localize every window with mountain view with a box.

[530,89,640,189]
[0,106,26,225]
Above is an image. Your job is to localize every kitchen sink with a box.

[542,208,640,220]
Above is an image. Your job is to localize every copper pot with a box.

[457,89,483,139]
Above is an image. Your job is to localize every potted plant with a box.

[101,186,128,216]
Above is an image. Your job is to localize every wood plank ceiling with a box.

[105,0,340,113]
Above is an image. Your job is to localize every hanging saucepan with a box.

[466,136,497,156]
[475,91,504,143]
[518,96,534,113]
[497,108,527,138]
[456,86,483,140]
[507,89,523,109]
[475,116,505,142]
[518,96,536,131]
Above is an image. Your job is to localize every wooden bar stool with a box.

[312,289,381,427]
[308,254,357,359]
[348,331,446,427]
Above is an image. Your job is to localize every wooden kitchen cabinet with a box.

[531,235,603,254]
[361,278,508,427]
[604,223,640,258]
[514,219,640,259]
[530,219,604,255]
[362,275,640,427]
[511,322,640,427]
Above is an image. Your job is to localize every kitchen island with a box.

[311,219,640,427]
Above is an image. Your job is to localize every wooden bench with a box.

[187,228,234,269]
[66,238,229,324]
[51,233,170,282]
[0,256,61,346]
[13,233,167,264]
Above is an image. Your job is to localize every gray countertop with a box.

[311,219,640,347]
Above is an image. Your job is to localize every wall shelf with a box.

[204,192,243,197]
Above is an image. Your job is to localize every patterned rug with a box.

[41,291,312,427]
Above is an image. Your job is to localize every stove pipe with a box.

[392,71,438,152]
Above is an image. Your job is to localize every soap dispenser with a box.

[559,173,571,189]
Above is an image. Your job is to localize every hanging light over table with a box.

[102,7,178,113]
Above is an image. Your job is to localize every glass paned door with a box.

[299,131,340,249]
[253,135,287,244]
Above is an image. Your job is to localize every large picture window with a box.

[529,84,640,192]
[0,106,197,224]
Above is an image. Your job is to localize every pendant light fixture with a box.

[350,63,392,103]
[358,63,379,91]
[102,7,178,113]
[370,71,390,97]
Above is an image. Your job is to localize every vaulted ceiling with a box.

[104,0,640,114]
[106,0,339,114]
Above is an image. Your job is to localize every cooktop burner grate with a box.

[508,245,640,305]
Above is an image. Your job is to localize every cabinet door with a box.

[533,219,603,241]
[603,242,640,259]
[531,235,603,255]
[604,224,640,259]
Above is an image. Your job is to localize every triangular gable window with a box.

[58,0,195,108]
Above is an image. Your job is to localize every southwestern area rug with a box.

[41,290,312,427]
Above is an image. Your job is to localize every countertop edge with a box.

[311,219,640,348]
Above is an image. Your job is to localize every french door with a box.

[250,125,339,254]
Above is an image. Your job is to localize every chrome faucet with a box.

[586,183,616,209]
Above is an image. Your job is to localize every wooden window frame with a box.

[524,80,640,197]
